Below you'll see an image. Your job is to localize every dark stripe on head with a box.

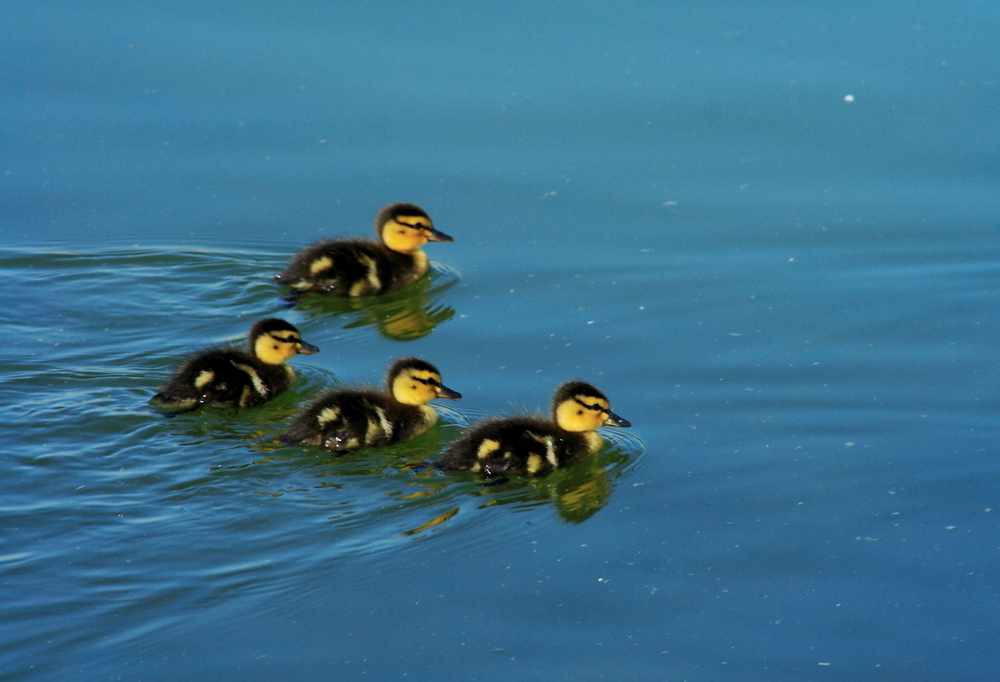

[385,356,441,387]
[250,318,300,341]
[551,380,609,418]
[375,202,431,234]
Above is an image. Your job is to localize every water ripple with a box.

[1,246,645,674]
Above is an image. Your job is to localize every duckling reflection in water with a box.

[299,273,456,341]
[283,357,460,453]
[151,318,319,413]
[275,203,452,298]
[366,299,454,341]
[478,460,621,523]
[436,381,630,477]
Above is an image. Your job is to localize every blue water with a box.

[3,1,999,680]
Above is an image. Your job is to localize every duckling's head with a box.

[249,318,320,365]
[552,381,630,432]
[387,357,461,405]
[376,203,453,254]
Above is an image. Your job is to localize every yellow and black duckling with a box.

[151,318,319,412]
[436,381,630,477]
[283,357,461,452]
[274,203,452,297]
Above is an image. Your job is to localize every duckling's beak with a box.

[603,410,630,428]
[296,341,320,355]
[425,227,453,243]
[436,384,462,400]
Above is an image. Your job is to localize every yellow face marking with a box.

[470,462,482,473]
[194,370,214,389]
[317,406,341,425]
[555,394,612,432]
[392,369,443,406]
[309,256,333,275]
[254,332,303,364]
[526,454,543,474]
[239,385,253,407]
[381,217,433,253]
[476,439,501,460]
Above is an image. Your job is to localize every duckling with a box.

[283,357,461,452]
[274,203,452,297]
[436,381,630,477]
[151,318,319,412]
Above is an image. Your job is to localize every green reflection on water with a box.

[291,263,459,341]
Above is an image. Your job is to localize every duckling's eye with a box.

[574,398,606,413]
[397,221,430,232]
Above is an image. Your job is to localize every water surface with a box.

[3,1,999,680]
